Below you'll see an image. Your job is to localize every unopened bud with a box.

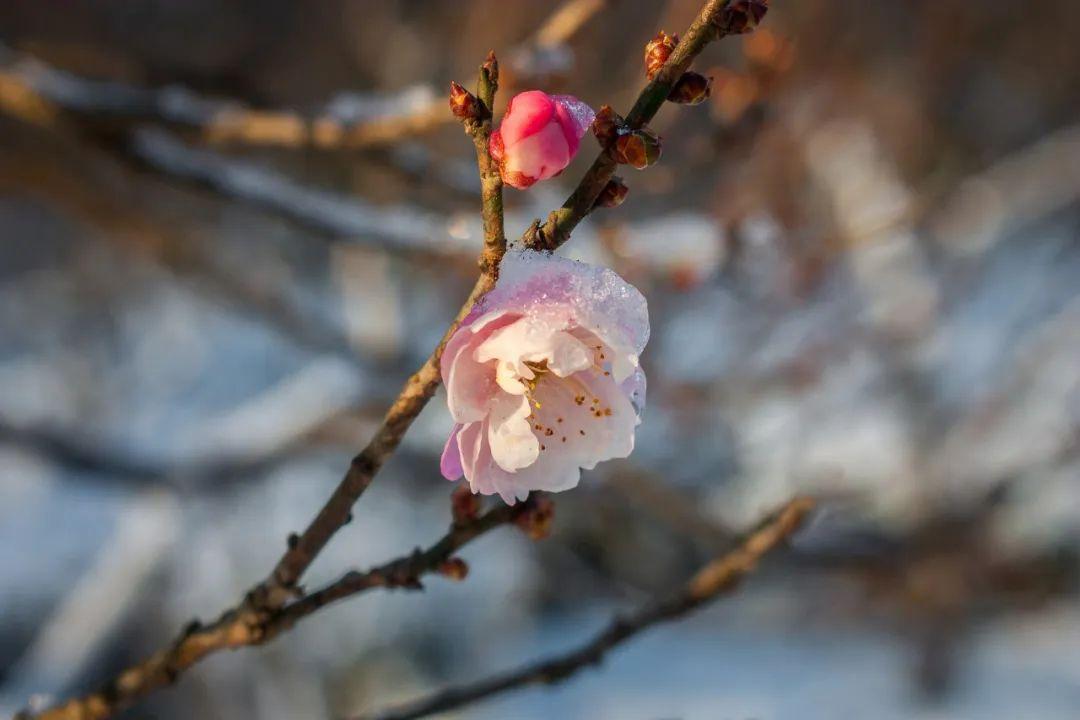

[594,176,629,209]
[668,71,712,105]
[515,495,555,541]
[481,50,500,89]
[438,557,469,581]
[716,0,768,35]
[644,30,679,79]
[592,105,625,146]
[451,483,481,525]
[449,81,480,121]
[613,128,662,169]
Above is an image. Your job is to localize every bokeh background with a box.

[2,1,1079,718]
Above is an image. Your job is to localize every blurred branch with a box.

[533,0,608,47]
[129,127,456,254]
[0,46,451,150]
[359,497,815,720]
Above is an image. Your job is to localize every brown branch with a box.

[526,0,749,251]
[358,497,815,720]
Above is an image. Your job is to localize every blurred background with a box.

[1,1,1079,718]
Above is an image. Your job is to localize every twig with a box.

[526,0,740,251]
[261,500,525,638]
[357,497,815,720]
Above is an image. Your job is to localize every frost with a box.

[552,94,597,139]
[475,249,650,356]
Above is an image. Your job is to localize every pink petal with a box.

[497,90,556,146]
[440,424,465,481]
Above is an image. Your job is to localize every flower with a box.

[440,250,649,504]
[489,91,596,190]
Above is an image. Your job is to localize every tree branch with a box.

[526,0,742,251]
[357,497,814,720]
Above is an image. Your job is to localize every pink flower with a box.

[489,90,596,190]
[440,251,649,504]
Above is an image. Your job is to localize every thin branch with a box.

[526,0,740,251]
[358,497,815,720]
[254,53,505,616]
[262,500,525,638]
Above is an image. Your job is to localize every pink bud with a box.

[489,90,596,190]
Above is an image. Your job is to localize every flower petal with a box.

[440,424,465,481]
[497,90,555,146]
[487,392,539,472]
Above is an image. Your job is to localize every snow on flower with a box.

[440,250,649,504]
[489,90,596,190]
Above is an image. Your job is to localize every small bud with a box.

[668,71,712,105]
[716,0,768,35]
[491,91,596,189]
[644,30,679,79]
[515,495,555,541]
[449,81,480,121]
[451,483,481,525]
[594,176,629,209]
[592,105,625,146]
[438,557,469,581]
[613,128,662,169]
[481,50,500,89]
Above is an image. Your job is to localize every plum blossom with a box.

[440,250,649,504]
[489,90,596,190]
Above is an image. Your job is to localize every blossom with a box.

[440,251,649,504]
[489,90,596,190]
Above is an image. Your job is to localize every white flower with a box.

[440,250,649,504]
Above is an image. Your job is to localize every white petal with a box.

[487,392,539,472]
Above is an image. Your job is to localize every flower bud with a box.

[489,90,596,189]
[481,50,499,89]
[451,483,482,525]
[514,495,555,540]
[449,81,481,121]
[716,0,768,35]
[437,557,470,581]
[592,104,625,146]
[594,176,629,209]
[667,71,712,105]
[644,30,679,80]
[613,128,662,169]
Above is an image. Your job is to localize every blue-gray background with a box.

[1,1,1078,718]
